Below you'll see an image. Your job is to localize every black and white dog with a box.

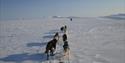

[45,32,60,60]
[62,33,69,55]
[60,25,67,33]
[45,38,57,60]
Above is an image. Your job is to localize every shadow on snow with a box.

[27,42,47,47]
[0,29,63,63]
[42,35,54,39]
[44,29,61,35]
[0,53,48,63]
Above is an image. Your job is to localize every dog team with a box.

[45,25,70,60]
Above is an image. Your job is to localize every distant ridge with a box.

[52,16,82,18]
[102,13,125,20]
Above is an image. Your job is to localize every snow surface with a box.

[0,17,125,63]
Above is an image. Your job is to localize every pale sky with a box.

[0,0,125,20]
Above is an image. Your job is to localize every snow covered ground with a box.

[0,17,125,63]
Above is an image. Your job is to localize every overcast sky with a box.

[0,0,125,20]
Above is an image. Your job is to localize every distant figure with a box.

[70,18,72,21]
[45,38,58,60]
